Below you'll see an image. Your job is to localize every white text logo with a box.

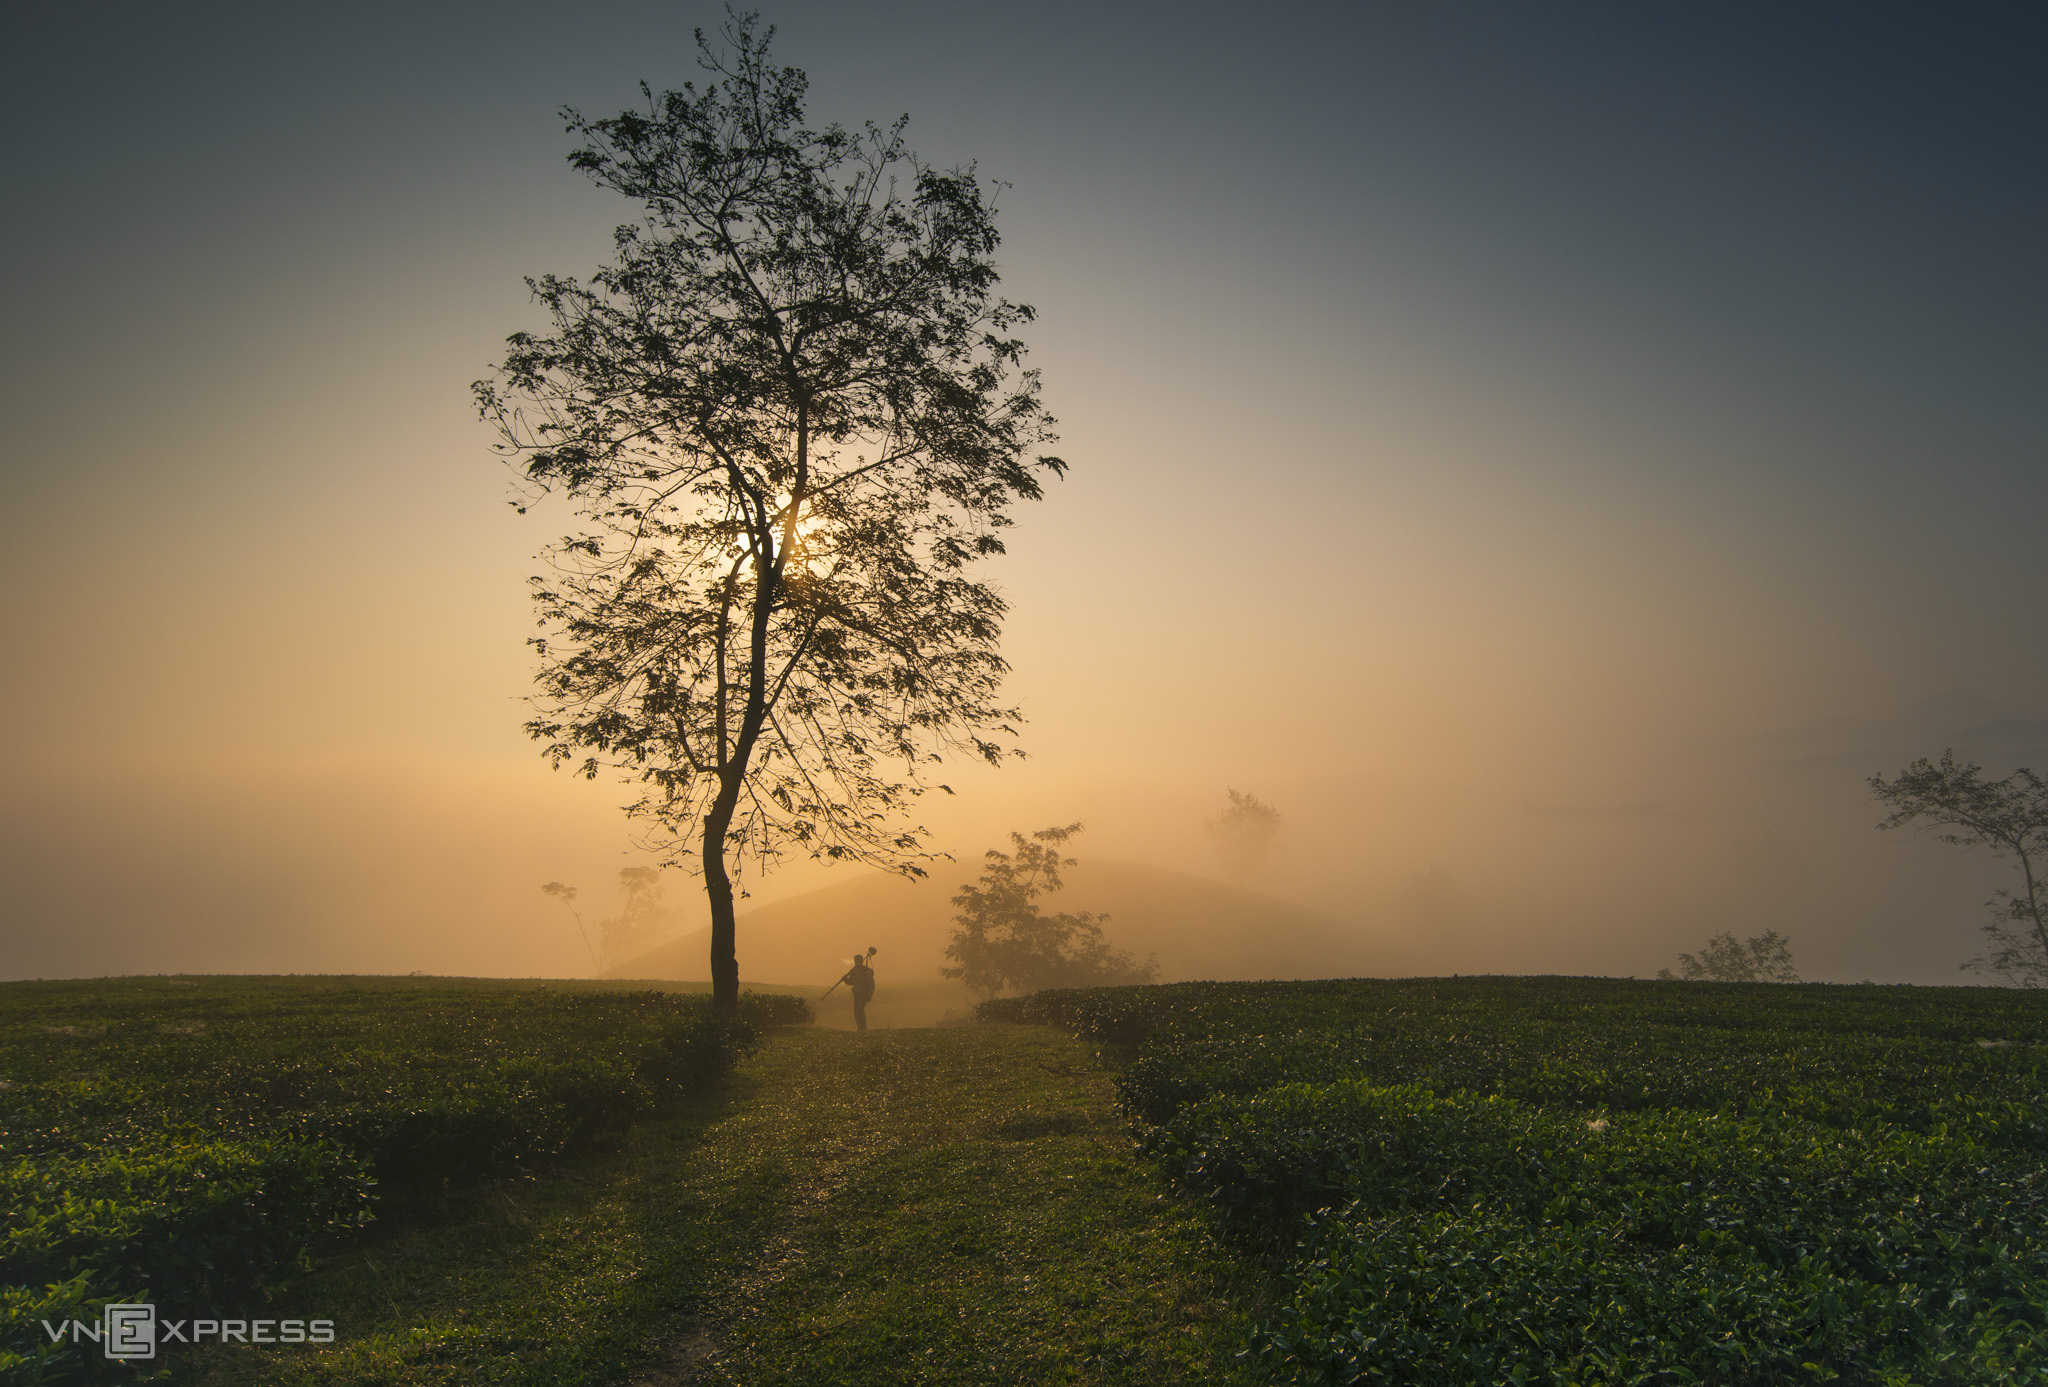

[40,1304,335,1359]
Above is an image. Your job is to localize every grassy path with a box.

[190,1024,1272,1386]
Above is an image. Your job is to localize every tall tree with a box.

[477,14,1062,1011]
[1871,752,2048,986]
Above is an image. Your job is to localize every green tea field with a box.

[1,978,800,1384]
[7,975,2048,1385]
[995,977,2048,1385]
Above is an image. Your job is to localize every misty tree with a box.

[540,881,601,972]
[943,824,1156,1001]
[541,871,678,971]
[1208,787,1282,873]
[600,866,682,967]
[1657,930,1799,983]
[1871,751,2048,986]
[478,14,1062,1011]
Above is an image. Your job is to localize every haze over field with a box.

[4,5,2044,986]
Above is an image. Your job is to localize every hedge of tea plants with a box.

[1,977,807,1384]
[989,977,2048,1385]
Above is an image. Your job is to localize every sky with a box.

[3,2,2044,984]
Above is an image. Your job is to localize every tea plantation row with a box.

[0,977,807,1385]
[990,977,2048,1386]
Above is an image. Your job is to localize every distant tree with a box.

[540,880,600,972]
[543,868,685,973]
[943,824,1157,1001]
[1657,930,1799,983]
[600,866,682,967]
[1871,751,2048,986]
[477,14,1062,1012]
[1208,787,1282,873]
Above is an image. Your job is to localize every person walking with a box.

[839,948,877,1033]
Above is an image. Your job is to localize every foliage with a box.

[0,977,805,1384]
[1657,927,1799,982]
[475,12,1062,1009]
[990,976,2048,1384]
[942,825,1155,1001]
[1873,750,2048,985]
[1208,789,1282,874]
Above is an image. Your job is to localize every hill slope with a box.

[609,859,1413,989]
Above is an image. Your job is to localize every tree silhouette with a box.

[540,880,600,972]
[943,824,1155,1001]
[479,14,1062,1011]
[1658,930,1799,983]
[1208,787,1282,874]
[1871,751,2048,986]
[542,870,680,973]
[600,866,681,968]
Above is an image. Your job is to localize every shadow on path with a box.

[631,1025,1273,1386]
[181,1025,1270,1386]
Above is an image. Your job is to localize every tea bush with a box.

[989,977,2048,1384]
[0,978,807,1384]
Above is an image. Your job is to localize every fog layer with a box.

[4,4,2042,983]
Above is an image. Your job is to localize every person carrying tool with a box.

[825,947,878,1032]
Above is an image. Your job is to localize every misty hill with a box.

[607,860,1412,989]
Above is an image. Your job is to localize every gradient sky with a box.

[4,3,2044,983]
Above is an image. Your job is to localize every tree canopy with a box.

[943,824,1156,1001]
[477,13,1062,1009]
[1872,751,2048,986]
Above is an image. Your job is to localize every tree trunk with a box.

[702,408,799,1016]
[2022,852,2048,974]
[703,789,742,1013]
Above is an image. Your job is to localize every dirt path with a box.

[638,1024,1271,1386]
[183,1023,1270,1387]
